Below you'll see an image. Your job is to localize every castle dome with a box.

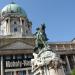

[1,2,27,17]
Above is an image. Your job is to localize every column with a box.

[66,56,71,73]
[1,56,4,75]
[26,70,29,75]
[63,45,65,50]
[14,71,16,75]
[55,45,58,50]
[20,17,22,25]
[20,18,23,34]
[8,18,10,33]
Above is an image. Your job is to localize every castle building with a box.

[0,2,75,75]
[0,2,34,75]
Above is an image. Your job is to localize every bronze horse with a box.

[34,24,48,52]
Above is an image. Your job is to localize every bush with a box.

[71,69,75,75]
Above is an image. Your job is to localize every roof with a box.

[1,2,27,17]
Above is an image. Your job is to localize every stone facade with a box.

[49,40,75,75]
[0,2,34,75]
[0,37,75,75]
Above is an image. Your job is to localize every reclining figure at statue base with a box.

[31,51,63,71]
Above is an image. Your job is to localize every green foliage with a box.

[71,69,75,75]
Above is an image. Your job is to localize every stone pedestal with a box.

[31,46,65,75]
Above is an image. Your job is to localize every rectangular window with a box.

[14,27,17,32]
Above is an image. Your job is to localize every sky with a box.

[0,0,75,42]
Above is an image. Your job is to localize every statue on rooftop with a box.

[34,23,48,52]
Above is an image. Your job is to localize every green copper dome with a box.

[1,2,27,17]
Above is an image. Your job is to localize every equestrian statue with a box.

[34,23,48,52]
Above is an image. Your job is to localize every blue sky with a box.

[0,0,75,42]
